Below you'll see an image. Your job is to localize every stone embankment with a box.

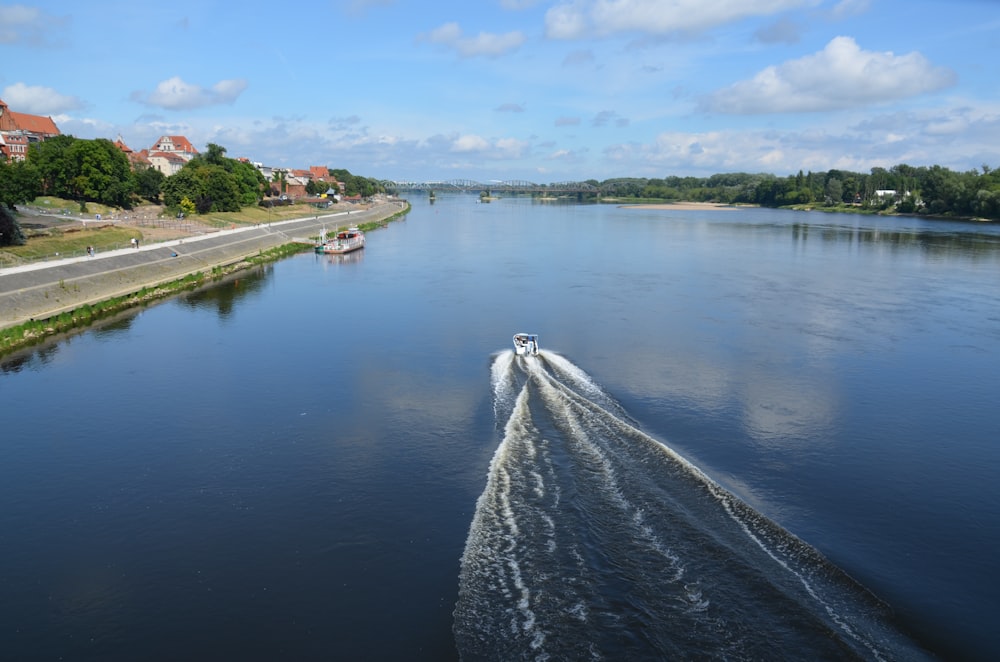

[0,202,405,330]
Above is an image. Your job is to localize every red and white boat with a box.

[316,227,365,254]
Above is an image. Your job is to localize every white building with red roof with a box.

[146,135,199,174]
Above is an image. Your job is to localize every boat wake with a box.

[455,350,932,661]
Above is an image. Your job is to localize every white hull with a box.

[513,333,539,356]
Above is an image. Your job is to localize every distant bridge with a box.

[382,179,599,194]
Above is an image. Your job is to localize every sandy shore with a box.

[619,202,740,211]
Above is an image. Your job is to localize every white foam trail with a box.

[459,349,915,660]
[538,352,890,659]
[491,350,517,421]
[539,350,610,403]
[525,357,689,586]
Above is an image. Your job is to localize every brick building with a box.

[0,98,61,162]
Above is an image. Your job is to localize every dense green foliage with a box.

[0,203,26,245]
[328,169,383,198]
[133,164,165,204]
[29,136,134,208]
[0,158,41,209]
[595,164,1000,219]
[161,143,266,213]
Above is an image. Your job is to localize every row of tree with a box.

[591,164,1000,219]
[303,169,383,199]
[0,135,159,210]
[0,136,385,216]
[3,135,999,223]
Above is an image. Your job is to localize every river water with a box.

[2,195,998,660]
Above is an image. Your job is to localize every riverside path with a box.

[0,202,406,330]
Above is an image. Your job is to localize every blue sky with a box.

[2,0,998,183]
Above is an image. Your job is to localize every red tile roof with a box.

[0,98,61,136]
[151,135,198,154]
[150,150,187,163]
[8,111,59,136]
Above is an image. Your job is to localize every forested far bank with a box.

[591,165,1000,220]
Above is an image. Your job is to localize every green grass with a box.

[2,225,145,260]
[196,202,333,227]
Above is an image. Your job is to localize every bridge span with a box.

[382,179,598,194]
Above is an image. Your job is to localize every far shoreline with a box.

[618,201,742,211]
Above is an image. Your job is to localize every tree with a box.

[199,164,242,212]
[230,159,266,205]
[28,136,134,208]
[0,158,42,208]
[162,167,202,210]
[824,178,843,206]
[28,134,75,198]
[162,162,242,213]
[0,204,26,246]
[202,142,228,166]
[179,196,196,216]
[133,164,165,204]
[328,169,385,198]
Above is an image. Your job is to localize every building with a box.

[113,135,151,169]
[145,135,199,174]
[146,150,188,176]
[0,98,61,162]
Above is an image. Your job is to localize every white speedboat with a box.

[513,333,539,356]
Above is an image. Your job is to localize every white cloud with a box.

[545,0,815,39]
[0,4,64,45]
[420,22,526,58]
[1,82,84,114]
[704,36,956,114]
[452,134,491,152]
[446,134,529,159]
[598,103,1000,178]
[495,137,528,158]
[133,76,248,110]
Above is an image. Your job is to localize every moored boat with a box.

[316,227,365,254]
[513,333,539,356]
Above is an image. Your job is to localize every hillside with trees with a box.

[0,137,389,246]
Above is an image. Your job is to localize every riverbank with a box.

[0,200,409,355]
[618,201,742,211]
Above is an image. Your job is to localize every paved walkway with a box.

[0,202,404,329]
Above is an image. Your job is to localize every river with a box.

[2,195,998,660]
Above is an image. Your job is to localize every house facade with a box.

[0,98,61,162]
[146,135,199,174]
